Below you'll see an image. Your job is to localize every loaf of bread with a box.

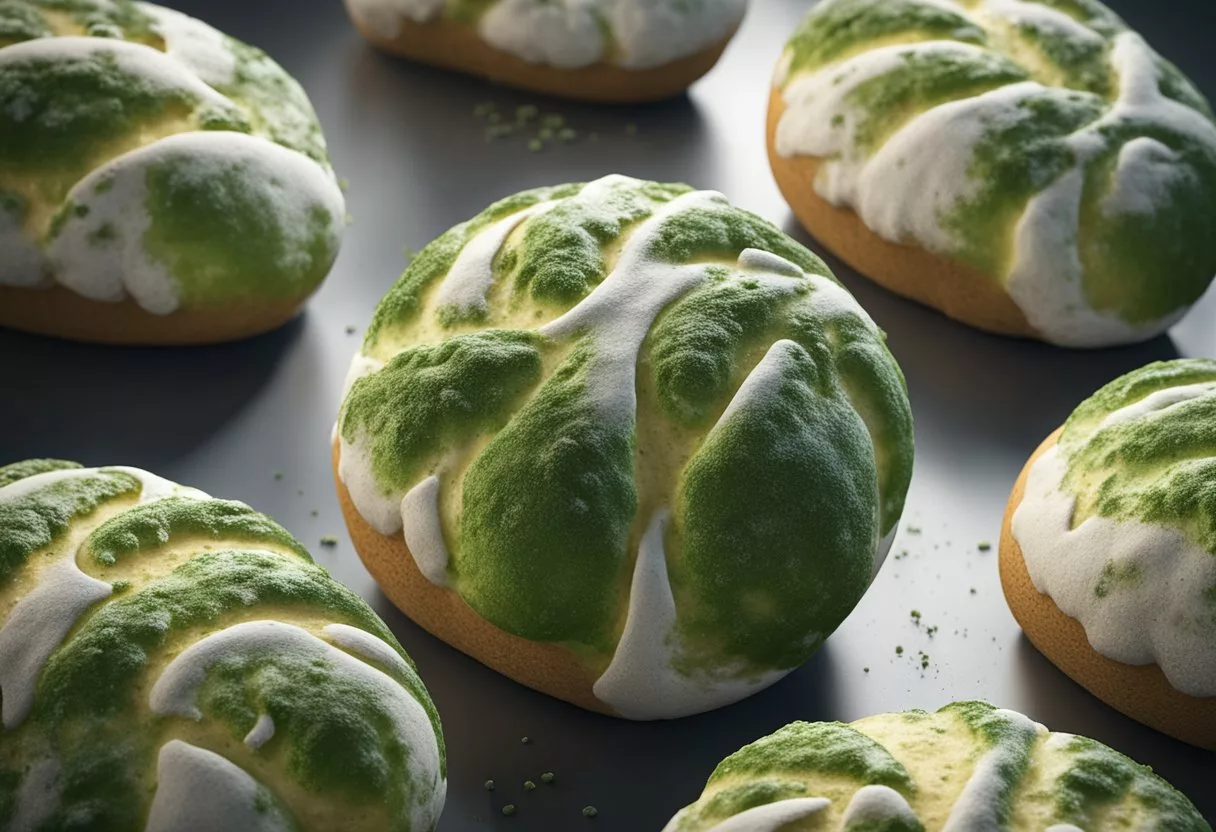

[665,701,1209,831]
[0,459,445,831]
[343,0,748,102]
[0,1,345,344]
[768,0,1216,347]
[1003,359,1216,750]
[334,174,914,719]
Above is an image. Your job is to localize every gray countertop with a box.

[2,0,1214,827]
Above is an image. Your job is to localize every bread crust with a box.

[766,87,1038,340]
[0,284,308,345]
[345,7,736,103]
[1000,428,1216,750]
[332,438,616,715]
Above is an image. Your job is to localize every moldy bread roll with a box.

[0,459,445,831]
[343,0,748,102]
[1003,359,1216,750]
[664,701,1209,831]
[0,1,345,345]
[334,174,914,719]
[767,0,1216,348]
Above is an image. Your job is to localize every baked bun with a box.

[1002,359,1216,750]
[0,1,345,345]
[0,459,445,830]
[334,174,914,719]
[767,0,1216,348]
[343,0,747,103]
[664,701,1209,830]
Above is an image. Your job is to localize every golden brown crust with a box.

[0,284,307,345]
[765,87,1038,339]
[1000,428,1216,750]
[332,438,615,715]
[345,7,735,103]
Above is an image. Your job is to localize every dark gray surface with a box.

[3,0,1215,827]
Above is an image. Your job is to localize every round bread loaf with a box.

[664,701,1209,831]
[0,459,445,831]
[1002,359,1216,750]
[767,0,1216,348]
[0,1,345,345]
[334,174,915,719]
[343,0,747,103]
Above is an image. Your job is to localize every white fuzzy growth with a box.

[593,510,791,719]
[137,2,238,87]
[1102,137,1194,217]
[243,713,276,750]
[976,0,1104,47]
[0,558,112,729]
[0,203,49,289]
[345,0,445,34]
[338,429,403,535]
[608,0,747,70]
[479,0,606,69]
[941,709,1043,830]
[1012,444,1216,696]
[9,758,60,832]
[433,201,555,316]
[698,798,830,832]
[48,130,345,315]
[541,189,726,426]
[145,741,293,832]
[841,785,920,826]
[400,476,452,586]
[1099,382,1216,428]
[736,247,803,276]
[147,621,446,828]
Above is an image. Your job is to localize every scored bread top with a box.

[0,1,345,316]
[771,0,1216,347]
[344,0,747,71]
[0,459,445,832]
[664,701,1209,831]
[337,174,915,719]
[1012,359,1216,698]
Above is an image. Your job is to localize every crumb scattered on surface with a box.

[319,535,339,547]
[583,806,598,818]
[484,780,495,791]
[272,471,283,481]
[978,540,992,551]
[895,645,903,655]
[345,325,357,335]
[541,772,555,784]
[524,780,536,791]
[521,736,531,745]
[502,804,516,816]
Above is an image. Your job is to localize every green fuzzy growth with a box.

[213,36,328,165]
[1075,120,1216,326]
[1007,13,1112,95]
[666,779,809,832]
[197,645,422,829]
[783,0,986,81]
[0,46,225,183]
[845,47,1028,153]
[1059,360,1216,555]
[29,0,156,40]
[0,457,81,487]
[645,198,829,277]
[29,736,146,832]
[0,1,52,45]
[708,721,914,790]
[340,330,545,495]
[1052,734,1208,829]
[671,339,879,672]
[1157,57,1215,120]
[1093,559,1142,598]
[364,184,580,349]
[458,340,635,650]
[1029,0,1126,37]
[511,179,690,304]
[140,154,338,308]
[33,550,429,730]
[940,88,1105,279]
[84,496,311,565]
[846,812,925,832]
[649,275,797,426]
[0,468,138,584]
[941,701,1038,825]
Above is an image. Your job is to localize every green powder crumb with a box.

[502,804,516,816]
[910,609,921,622]
[558,128,577,142]
[583,806,598,818]
[111,580,130,593]
[527,139,543,152]
[895,645,904,655]
[319,535,339,547]
[978,540,992,551]
[863,666,870,673]
[345,325,357,335]
[516,104,539,123]
[906,525,922,534]
[524,780,536,791]
[486,124,515,141]
[541,114,565,129]
[541,772,555,784]
[309,509,319,517]
[537,127,554,140]
[484,780,496,791]
[970,587,977,595]
[927,625,938,637]
[272,471,283,481]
